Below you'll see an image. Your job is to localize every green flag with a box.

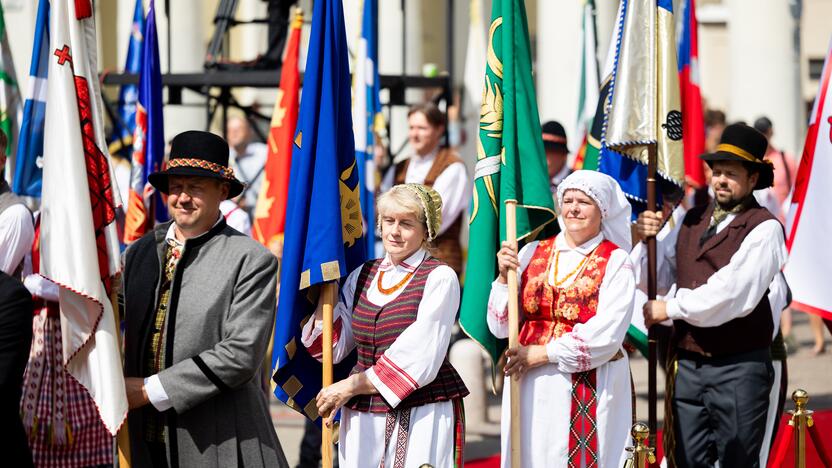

[459,0,557,374]
[0,1,21,178]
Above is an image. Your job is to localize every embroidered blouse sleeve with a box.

[301,265,361,364]
[364,266,460,408]
[547,249,635,373]
[487,241,538,339]
[665,220,787,327]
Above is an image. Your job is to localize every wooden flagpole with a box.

[110,285,131,467]
[321,281,337,468]
[505,200,521,468]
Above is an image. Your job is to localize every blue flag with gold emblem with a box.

[272,0,367,424]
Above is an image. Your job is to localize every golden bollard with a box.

[789,389,815,468]
[624,422,657,468]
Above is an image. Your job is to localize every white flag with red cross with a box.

[39,0,127,435]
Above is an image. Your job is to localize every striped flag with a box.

[677,0,706,188]
[12,0,48,196]
[784,38,832,321]
[572,0,599,169]
[40,0,127,435]
[108,0,145,159]
[253,9,302,248]
[123,0,167,244]
[352,0,384,256]
[573,0,620,172]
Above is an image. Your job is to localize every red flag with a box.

[784,38,832,321]
[678,0,706,188]
[253,9,303,248]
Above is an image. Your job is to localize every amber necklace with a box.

[550,245,597,288]
[377,270,415,295]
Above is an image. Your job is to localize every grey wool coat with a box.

[123,219,288,468]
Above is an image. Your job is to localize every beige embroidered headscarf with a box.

[376,184,444,241]
[400,184,443,241]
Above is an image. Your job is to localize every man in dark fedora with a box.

[541,120,572,194]
[636,123,787,467]
[121,131,288,467]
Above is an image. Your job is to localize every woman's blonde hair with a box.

[376,184,443,247]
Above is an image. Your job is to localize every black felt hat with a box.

[541,120,569,153]
[700,123,774,190]
[148,131,245,198]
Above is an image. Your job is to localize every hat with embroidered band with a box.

[148,130,245,199]
[699,123,774,190]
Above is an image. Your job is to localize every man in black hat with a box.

[636,123,787,467]
[121,131,288,467]
[541,120,572,194]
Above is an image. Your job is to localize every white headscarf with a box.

[556,170,633,251]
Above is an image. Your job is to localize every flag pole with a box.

[321,281,337,468]
[646,144,659,457]
[646,5,661,458]
[111,284,131,467]
[505,199,521,468]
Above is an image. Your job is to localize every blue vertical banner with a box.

[109,0,145,158]
[352,0,383,256]
[272,0,367,423]
[12,0,49,196]
[123,0,166,243]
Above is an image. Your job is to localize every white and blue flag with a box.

[352,0,384,256]
[13,0,49,196]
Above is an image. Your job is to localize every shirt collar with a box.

[554,231,604,255]
[165,214,224,248]
[411,146,439,164]
[379,249,426,272]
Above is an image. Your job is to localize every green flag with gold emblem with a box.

[459,0,557,372]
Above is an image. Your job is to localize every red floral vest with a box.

[518,237,618,346]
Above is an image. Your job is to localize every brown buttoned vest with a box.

[673,201,778,356]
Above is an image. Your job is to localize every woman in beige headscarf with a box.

[302,184,468,467]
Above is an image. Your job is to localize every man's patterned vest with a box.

[345,257,468,413]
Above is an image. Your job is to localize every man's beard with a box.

[715,190,751,211]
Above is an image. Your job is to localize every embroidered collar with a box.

[554,232,604,255]
[379,249,426,272]
[165,214,224,248]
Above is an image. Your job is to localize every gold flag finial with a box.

[291,7,304,29]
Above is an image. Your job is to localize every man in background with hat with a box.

[541,120,572,195]
[121,130,288,467]
[636,123,787,467]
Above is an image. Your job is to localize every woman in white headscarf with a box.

[487,170,636,468]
